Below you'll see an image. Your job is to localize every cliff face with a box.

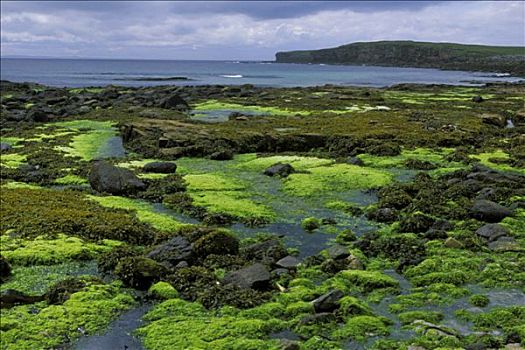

[275,41,525,76]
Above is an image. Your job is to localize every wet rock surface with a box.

[89,161,146,195]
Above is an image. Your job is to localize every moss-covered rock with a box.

[114,257,168,290]
[193,230,239,257]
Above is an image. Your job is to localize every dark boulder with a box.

[223,263,271,290]
[472,96,484,103]
[312,289,344,313]
[367,207,398,223]
[348,157,364,166]
[470,200,512,222]
[1,289,45,309]
[209,149,234,161]
[27,106,52,122]
[159,94,189,111]
[475,223,509,242]
[89,161,146,195]
[143,161,177,174]
[0,255,12,281]
[264,163,295,177]
[147,236,194,268]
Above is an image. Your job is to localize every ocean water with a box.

[0,58,521,88]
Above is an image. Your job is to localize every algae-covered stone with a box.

[193,230,239,257]
[469,294,490,307]
[301,217,321,231]
[312,289,344,313]
[149,281,179,299]
[263,163,295,177]
[114,256,168,290]
[147,236,194,268]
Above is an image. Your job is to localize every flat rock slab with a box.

[470,200,512,223]
[89,161,146,195]
[143,162,177,173]
[312,289,344,313]
[223,263,271,290]
[475,223,509,242]
[276,256,301,269]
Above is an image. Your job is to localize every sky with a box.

[1,1,524,60]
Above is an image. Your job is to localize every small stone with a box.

[143,161,177,173]
[326,244,350,260]
[264,163,295,177]
[470,200,512,223]
[444,237,463,249]
[488,237,521,252]
[276,256,301,269]
[312,289,344,313]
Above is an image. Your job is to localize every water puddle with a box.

[97,136,127,159]
[190,109,269,122]
[75,304,152,350]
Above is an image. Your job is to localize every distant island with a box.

[275,40,525,76]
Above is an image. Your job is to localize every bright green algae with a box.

[0,282,135,350]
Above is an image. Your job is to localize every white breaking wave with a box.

[221,74,243,78]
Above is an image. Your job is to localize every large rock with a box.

[470,200,512,223]
[0,255,11,281]
[223,263,271,290]
[89,161,146,195]
[143,161,177,174]
[312,289,344,313]
[475,223,509,242]
[147,236,194,268]
[326,244,350,260]
[264,163,295,177]
[159,94,189,110]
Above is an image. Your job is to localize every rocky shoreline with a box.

[1,80,524,350]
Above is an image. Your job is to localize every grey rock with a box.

[223,263,271,290]
[326,244,350,260]
[475,223,509,242]
[312,289,344,313]
[299,312,336,325]
[488,237,521,252]
[0,143,12,152]
[147,236,194,267]
[276,256,301,269]
[209,149,234,161]
[470,200,512,222]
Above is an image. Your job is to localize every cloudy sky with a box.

[1,1,524,60]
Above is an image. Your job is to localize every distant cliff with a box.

[275,41,525,76]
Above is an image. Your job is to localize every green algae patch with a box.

[149,281,179,300]
[53,174,88,185]
[236,154,334,172]
[193,99,310,116]
[184,173,275,223]
[88,195,187,232]
[0,281,135,350]
[329,270,400,294]
[1,234,121,266]
[137,298,285,350]
[283,164,392,197]
[357,147,455,169]
[52,120,117,161]
[470,149,525,174]
[333,315,390,341]
[1,187,155,244]
[185,173,245,191]
[0,153,27,168]
[0,261,98,295]
[1,181,42,190]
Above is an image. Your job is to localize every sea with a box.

[0,58,522,88]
